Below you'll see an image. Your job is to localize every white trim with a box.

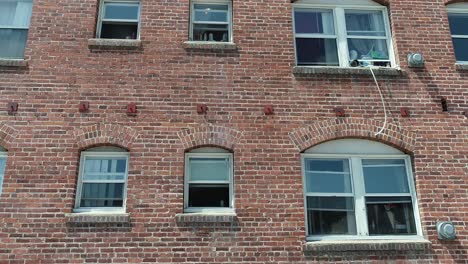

[96,0,141,39]
[301,143,423,241]
[189,0,233,43]
[184,151,234,213]
[74,149,130,213]
[292,4,396,68]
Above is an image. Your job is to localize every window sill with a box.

[303,239,431,253]
[65,212,130,224]
[183,41,237,51]
[0,59,28,67]
[88,38,142,49]
[175,212,237,223]
[455,63,468,71]
[293,66,403,77]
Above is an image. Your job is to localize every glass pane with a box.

[448,13,468,36]
[304,159,351,193]
[100,23,138,39]
[0,0,33,28]
[307,197,356,235]
[362,159,409,193]
[347,38,389,61]
[0,158,5,195]
[453,38,468,62]
[189,184,229,207]
[366,197,416,235]
[80,183,124,207]
[0,29,28,58]
[84,157,127,181]
[193,24,229,42]
[194,4,228,22]
[189,157,229,181]
[345,10,386,36]
[296,38,339,66]
[294,9,334,34]
[104,3,139,20]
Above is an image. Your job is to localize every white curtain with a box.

[346,11,387,60]
[321,11,336,64]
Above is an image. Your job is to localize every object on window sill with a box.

[303,239,431,253]
[0,59,28,67]
[183,41,237,51]
[88,38,142,49]
[293,66,402,76]
[65,212,130,224]
[175,212,237,223]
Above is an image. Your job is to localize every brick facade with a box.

[0,0,467,263]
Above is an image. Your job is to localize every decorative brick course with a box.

[88,38,142,49]
[65,213,130,224]
[0,59,28,67]
[175,213,238,223]
[293,66,403,76]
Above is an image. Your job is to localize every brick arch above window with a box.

[288,118,417,154]
[73,123,139,151]
[0,123,18,150]
[177,124,243,152]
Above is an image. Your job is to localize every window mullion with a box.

[351,157,369,236]
[335,8,349,67]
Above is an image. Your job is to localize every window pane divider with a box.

[82,180,125,184]
[188,180,230,184]
[295,33,336,38]
[452,35,468,38]
[305,170,350,174]
[364,193,412,197]
[346,36,388,40]
[0,26,29,30]
[193,21,229,25]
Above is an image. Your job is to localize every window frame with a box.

[301,153,423,241]
[0,151,7,195]
[189,0,233,43]
[292,3,396,68]
[447,4,468,64]
[74,151,130,213]
[0,0,33,59]
[184,151,234,213]
[96,0,142,39]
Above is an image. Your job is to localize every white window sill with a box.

[455,63,468,70]
[0,59,28,67]
[175,212,237,223]
[303,239,431,253]
[183,41,237,51]
[293,66,403,76]
[65,212,130,223]
[88,38,142,49]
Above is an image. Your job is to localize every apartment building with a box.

[0,0,467,263]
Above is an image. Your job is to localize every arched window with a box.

[184,147,234,213]
[74,146,129,213]
[301,139,422,240]
[0,146,7,195]
[447,2,468,63]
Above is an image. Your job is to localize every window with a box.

[293,0,395,67]
[0,0,33,59]
[301,139,422,240]
[184,147,233,213]
[96,0,141,39]
[75,147,129,212]
[190,0,232,42]
[447,3,468,63]
[0,148,6,195]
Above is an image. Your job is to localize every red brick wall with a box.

[0,0,467,263]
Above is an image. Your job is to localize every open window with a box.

[184,147,234,213]
[0,147,7,195]
[74,146,129,213]
[292,0,395,67]
[447,3,468,63]
[301,139,423,240]
[0,0,33,59]
[96,0,141,39]
[190,0,232,42]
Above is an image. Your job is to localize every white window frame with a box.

[292,2,396,68]
[301,153,423,241]
[96,0,142,39]
[0,151,7,195]
[189,0,233,43]
[0,0,33,59]
[74,151,130,213]
[184,151,234,213]
[447,3,468,64]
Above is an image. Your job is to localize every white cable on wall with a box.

[369,67,387,136]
